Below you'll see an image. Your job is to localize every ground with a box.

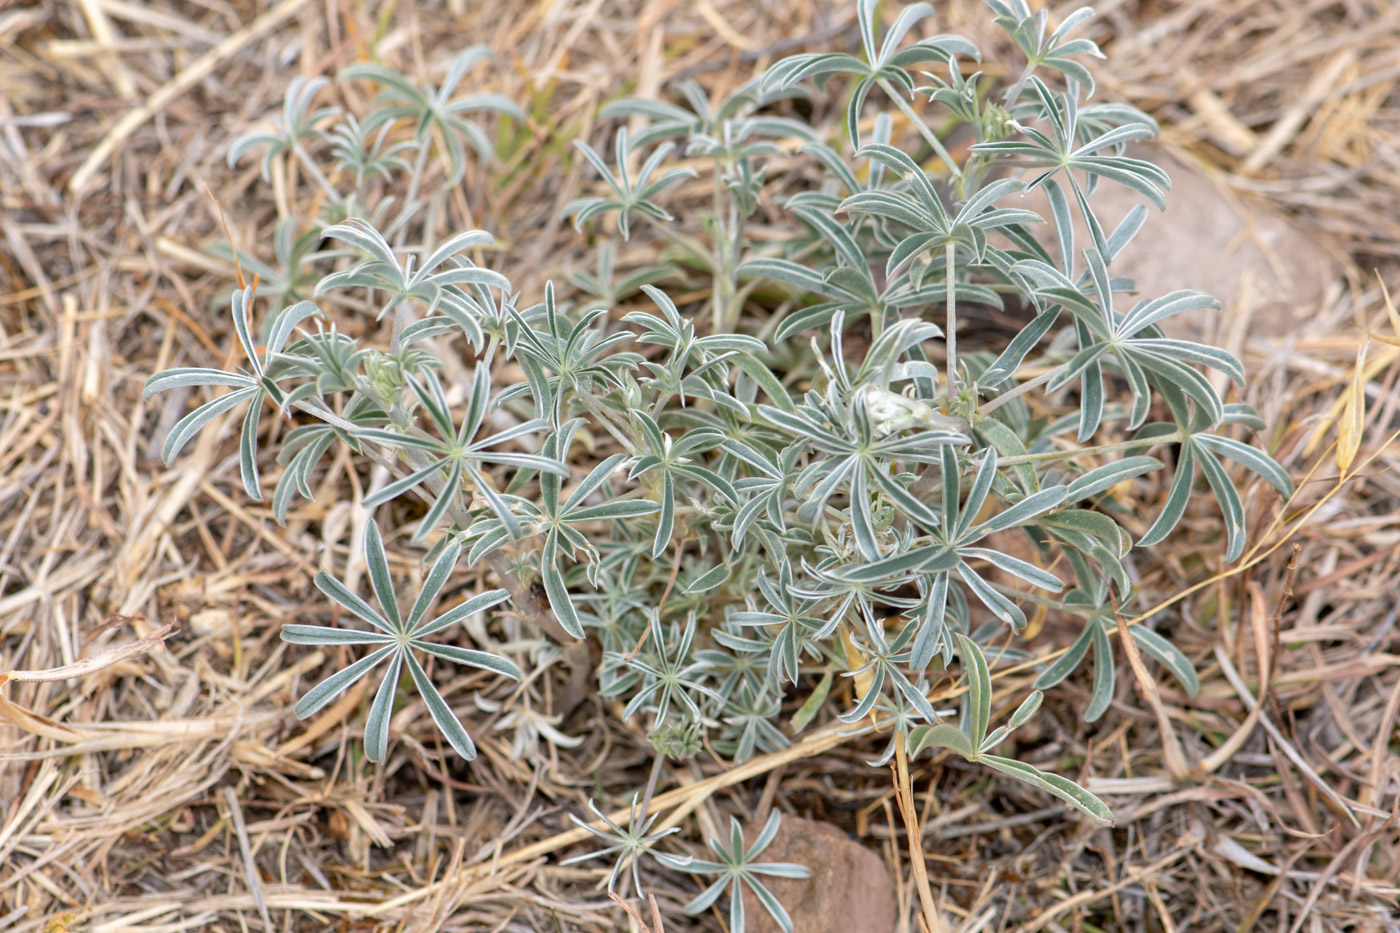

[1,1,1398,931]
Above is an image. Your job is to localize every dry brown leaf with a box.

[1336,341,1367,474]
[0,623,172,685]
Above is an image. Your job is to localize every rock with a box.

[741,816,897,933]
[1015,146,1342,340]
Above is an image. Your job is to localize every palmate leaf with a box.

[1137,409,1293,562]
[280,517,520,762]
[911,635,1112,825]
[326,112,415,188]
[664,811,810,933]
[342,46,522,181]
[972,78,1163,258]
[503,282,645,426]
[841,446,1065,659]
[986,0,1106,98]
[730,560,834,686]
[760,0,977,148]
[561,795,681,894]
[316,219,508,331]
[357,366,566,540]
[840,146,1040,275]
[564,127,697,239]
[839,609,937,724]
[472,426,659,637]
[1016,249,1231,439]
[757,387,966,561]
[228,76,337,181]
[144,288,319,501]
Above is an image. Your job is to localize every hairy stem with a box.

[978,363,1067,417]
[877,78,961,180]
[637,752,667,825]
[944,242,958,400]
[998,431,1180,466]
[293,144,337,200]
[577,390,640,455]
[906,430,1181,503]
[1002,62,1036,110]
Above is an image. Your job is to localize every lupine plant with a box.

[147,0,1292,923]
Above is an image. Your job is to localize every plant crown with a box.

[147,0,1291,921]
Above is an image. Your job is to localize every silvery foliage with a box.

[147,0,1292,898]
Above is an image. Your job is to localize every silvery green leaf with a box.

[686,563,731,594]
[1133,338,1243,387]
[280,625,394,646]
[1086,619,1114,722]
[848,468,880,562]
[541,534,584,639]
[910,723,976,759]
[413,588,511,638]
[406,540,461,628]
[1008,690,1044,729]
[364,651,403,762]
[955,633,992,749]
[413,641,521,679]
[143,367,257,399]
[405,652,477,760]
[1130,625,1200,698]
[314,570,395,635]
[1197,442,1247,561]
[237,397,264,501]
[962,547,1063,592]
[160,387,259,465]
[1034,620,1095,689]
[1121,290,1219,337]
[650,474,677,560]
[958,562,1027,629]
[1138,444,1197,548]
[292,645,394,719]
[1067,456,1163,502]
[980,725,1009,753]
[363,519,402,631]
[1196,433,1293,498]
[412,458,464,541]
[266,300,322,357]
[566,499,662,522]
[838,544,946,583]
[981,755,1114,825]
[956,447,999,539]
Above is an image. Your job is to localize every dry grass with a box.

[2,1,1399,930]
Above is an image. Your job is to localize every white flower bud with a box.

[864,386,942,436]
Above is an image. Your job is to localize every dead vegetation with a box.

[2,1,1399,930]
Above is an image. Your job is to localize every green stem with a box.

[403,140,432,217]
[293,144,337,200]
[998,432,1182,467]
[577,390,640,455]
[978,363,1067,417]
[637,752,666,825]
[877,78,961,180]
[944,242,958,399]
[1002,62,1036,111]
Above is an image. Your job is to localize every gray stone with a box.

[1015,146,1341,339]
